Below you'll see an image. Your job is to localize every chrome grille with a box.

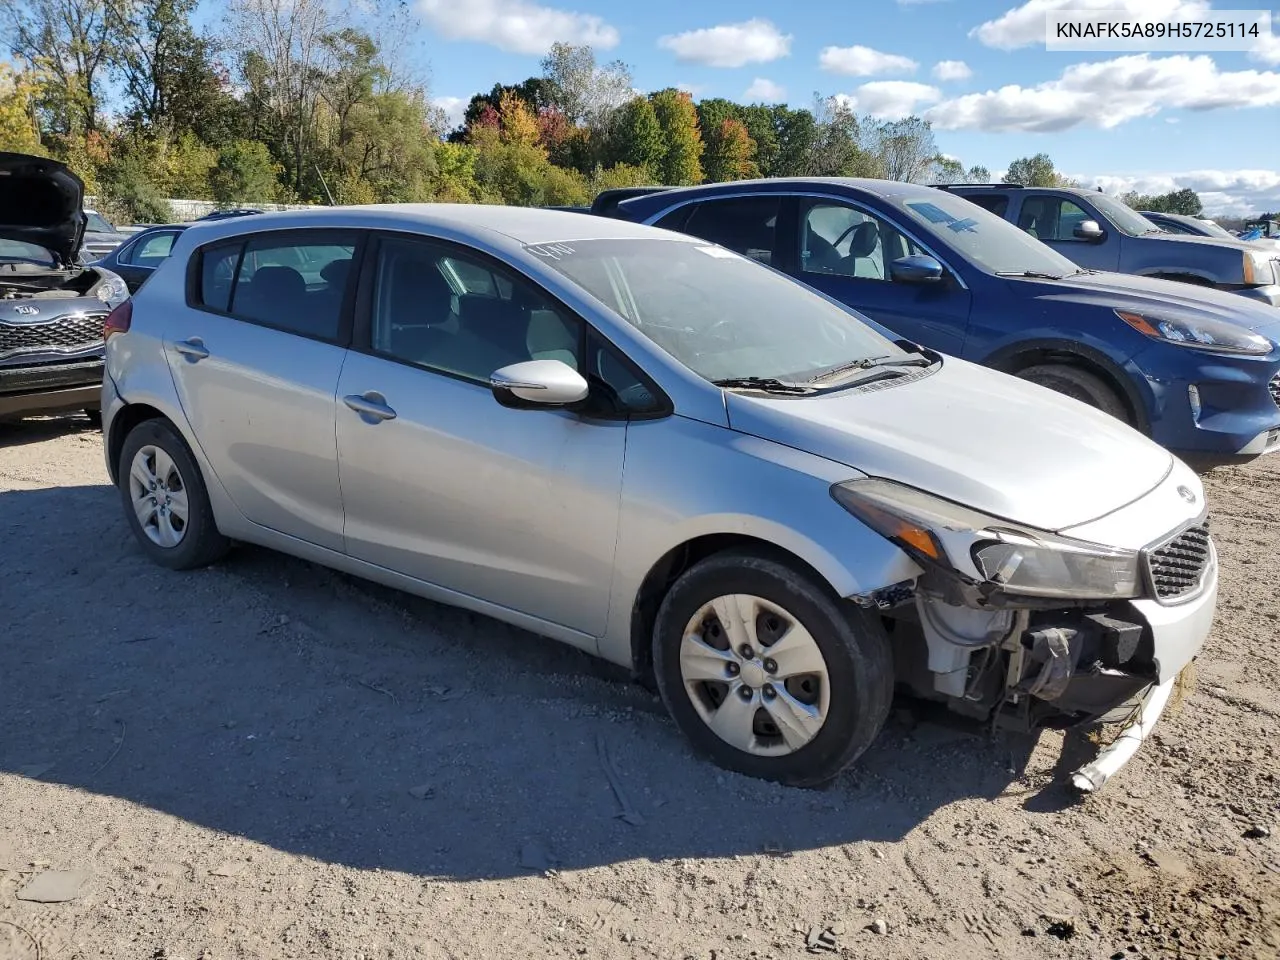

[0,314,105,358]
[1145,520,1212,602]
[1269,372,1280,410]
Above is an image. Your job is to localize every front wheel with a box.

[1016,364,1131,424]
[652,550,894,787]
[118,418,230,570]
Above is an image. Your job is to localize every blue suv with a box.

[611,179,1280,465]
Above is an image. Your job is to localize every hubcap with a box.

[128,445,189,548]
[678,594,831,758]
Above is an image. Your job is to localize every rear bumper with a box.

[0,358,104,418]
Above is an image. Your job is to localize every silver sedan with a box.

[101,205,1216,789]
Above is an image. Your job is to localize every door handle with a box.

[343,391,397,423]
[174,337,209,362]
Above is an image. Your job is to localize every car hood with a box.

[1036,270,1280,335]
[1139,231,1264,254]
[0,152,86,265]
[725,358,1174,533]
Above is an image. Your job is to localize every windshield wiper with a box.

[808,354,933,384]
[996,270,1069,280]
[711,376,814,395]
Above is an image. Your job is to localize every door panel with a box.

[165,231,359,550]
[335,235,625,635]
[1017,194,1120,270]
[792,199,971,355]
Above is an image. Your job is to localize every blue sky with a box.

[412,0,1280,214]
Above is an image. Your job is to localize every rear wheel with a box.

[118,419,230,570]
[652,550,894,787]
[1016,364,1130,424]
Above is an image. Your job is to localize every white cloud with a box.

[819,44,918,76]
[433,96,467,130]
[1250,29,1280,65]
[743,77,786,102]
[844,81,942,119]
[924,54,1280,132]
[932,59,973,81]
[675,81,704,96]
[658,19,791,68]
[1075,170,1280,216]
[971,0,1210,50]
[417,0,618,55]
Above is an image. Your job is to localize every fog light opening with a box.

[1187,383,1202,422]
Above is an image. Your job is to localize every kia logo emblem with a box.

[14,305,38,316]
[1177,485,1196,504]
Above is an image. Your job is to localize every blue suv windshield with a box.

[529,237,908,384]
[895,196,1083,279]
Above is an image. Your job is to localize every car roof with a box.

[616,177,958,217]
[178,203,682,246]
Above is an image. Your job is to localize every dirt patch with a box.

[1,415,1278,959]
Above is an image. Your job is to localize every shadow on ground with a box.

[1,482,1058,882]
[0,413,100,449]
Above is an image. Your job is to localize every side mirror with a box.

[490,359,589,408]
[1073,220,1105,241]
[889,254,944,284]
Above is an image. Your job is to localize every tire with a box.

[652,550,894,787]
[117,418,230,570]
[1016,364,1131,424]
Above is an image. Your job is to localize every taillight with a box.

[104,300,133,339]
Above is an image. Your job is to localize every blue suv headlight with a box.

[1116,309,1272,356]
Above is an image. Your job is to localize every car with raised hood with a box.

[610,179,1280,465]
[103,205,1217,792]
[0,152,130,423]
[937,183,1280,308]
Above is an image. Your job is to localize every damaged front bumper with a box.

[867,541,1217,793]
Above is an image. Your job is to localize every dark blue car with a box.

[613,179,1280,465]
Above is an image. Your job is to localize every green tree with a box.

[0,63,44,154]
[1121,187,1203,216]
[702,117,757,183]
[98,142,175,222]
[866,116,937,182]
[805,96,875,177]
[738,104,780,177]
[590,162,652,195]
[650,88,703,186]
[608,96,663,173]
[771,106,816,177]
[1003,153,1074,187]
[1,0,112,134]
[210,138,278,204]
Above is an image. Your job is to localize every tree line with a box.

[0,0,1216,224]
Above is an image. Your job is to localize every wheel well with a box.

[628,534,834,686]
[1147,272,1214,287]
[106,403,167,484]
[993,347,1143,430]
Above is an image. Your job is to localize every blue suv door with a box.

[1015,193,1121,271]
[787,197,972,355]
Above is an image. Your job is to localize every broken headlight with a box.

[831,479,1142,601]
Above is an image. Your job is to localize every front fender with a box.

[600,416,920,666]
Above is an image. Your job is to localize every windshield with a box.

[528,238,908,383]
[0,239,56,266]
[85,211,117,233]
[894,196,1082,278]
[1198,219,1236,240]
[1089,194,1159,237]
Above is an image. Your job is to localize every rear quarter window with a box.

[196,241,243,312]
[960,194,1010,217]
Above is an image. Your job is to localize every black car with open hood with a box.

[0,152,130,423]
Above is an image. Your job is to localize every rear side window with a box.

[198,242,241,312]
[194,232,358,341]
[671,196,781,265]
[962,194,1009,217]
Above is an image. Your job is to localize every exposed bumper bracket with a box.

[1070,674,1175,793]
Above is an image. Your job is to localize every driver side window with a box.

[799,201,923,282]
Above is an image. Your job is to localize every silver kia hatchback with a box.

[101,206,1218,791]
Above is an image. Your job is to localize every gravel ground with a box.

[1,415,1277,960]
